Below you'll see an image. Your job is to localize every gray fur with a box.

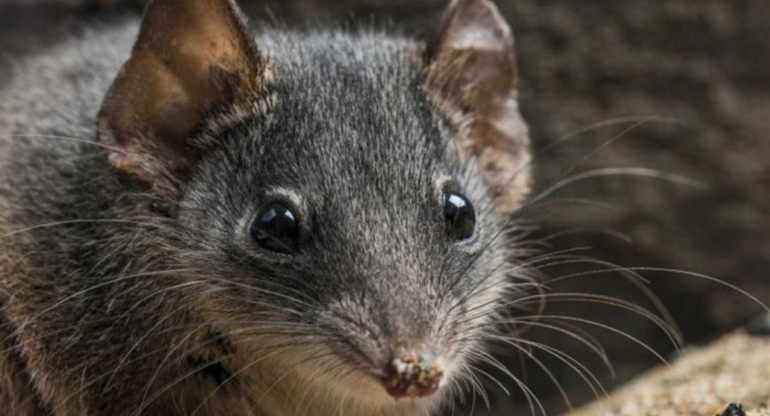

[0,6,531,416]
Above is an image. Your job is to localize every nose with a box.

[382,352,443,399]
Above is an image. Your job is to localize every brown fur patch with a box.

[97,0,267,194]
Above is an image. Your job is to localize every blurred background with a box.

[2,0,769,414]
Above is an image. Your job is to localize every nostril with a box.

[382,352,443,400]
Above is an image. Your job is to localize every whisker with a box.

[540,228,633,244]
[528,167,706,207]
[558,118,651,179]
[0,218,175,240]
[533,256,686,337]
[497,115,687,201]
[519,197,618,214]
[0,133,125,153]
[464,369,492,410]
[511,315,670,366]
[622,267,770,313]
[492,333,607,401]
[488,336,572,410]
[511,292,682,350]
[10,268,196,343]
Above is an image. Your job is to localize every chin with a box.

[307,360,443,412]
[237,345,448,416]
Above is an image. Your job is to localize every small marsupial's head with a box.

[96,0,532,412]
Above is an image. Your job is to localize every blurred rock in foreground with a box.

[572,330,770,416]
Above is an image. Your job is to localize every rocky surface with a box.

[572,331,770,416]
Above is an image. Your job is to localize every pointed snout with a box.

[382,352,443,400]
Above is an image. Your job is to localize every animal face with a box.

[95,0,532,411]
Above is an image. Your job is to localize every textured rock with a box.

[572,331,770,416]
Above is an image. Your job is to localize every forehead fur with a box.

[213,30,480,201]
[262,32,443,157]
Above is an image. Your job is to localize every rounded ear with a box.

[425,0,531,212]
[97,0,266,194]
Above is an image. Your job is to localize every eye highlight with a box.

[443,192,475,241]
[250,202,299,253]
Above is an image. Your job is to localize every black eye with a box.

[443,192,475,241]
[250,203,299,253]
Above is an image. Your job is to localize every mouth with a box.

[381,352,444,400]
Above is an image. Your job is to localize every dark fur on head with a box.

[0,0,532,414]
